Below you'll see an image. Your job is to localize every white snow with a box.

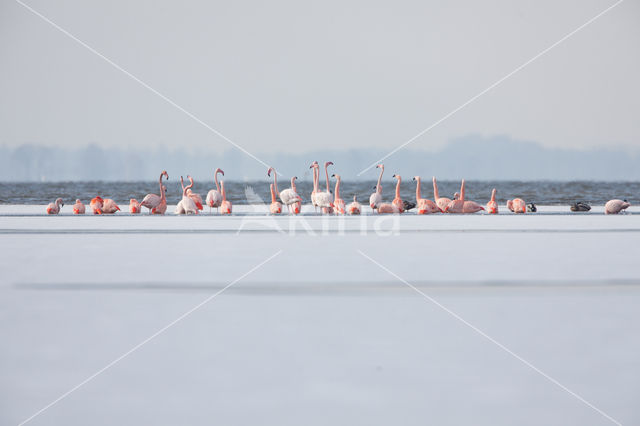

[1,204,639,425]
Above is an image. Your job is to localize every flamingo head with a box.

[162,170,169,180]
[55,198,64,207]
[413,176,420,181]
[75,199,82,204]
[376,164,384,170]
[393,174,401,181]
[267,167,275,177]
[453,192,460,200]
[215,168,224,176]
[325,161,333,169]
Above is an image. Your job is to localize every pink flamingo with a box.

[392,175,405,213]
[151,185,167,215]
[129,199,142,214]
[291,176,302,214]
[432,177,452,212]
[205,168,224,213]
[507,198,526,214]
[332,174,346,214]
[313,162,334,214]
[605,199,630,214]
[413,176,440,214]
[220,181,232,214]
[268,167,302,214]
[90,196,104,214]
[369,164,384,211]
[445,180,483,213]
[46,198,64,215]
[141,170,169,213]
[175,176,198,215]
[101,198,120,214]
[486,189,498,214]
[310,161,319,211]
[72,199,85,215]
[346,195,361,215]
[181,176,203,210]
[269,183,282,214]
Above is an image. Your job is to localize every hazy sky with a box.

[1,0,639,159]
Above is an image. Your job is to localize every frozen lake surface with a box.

[1,205,639,425]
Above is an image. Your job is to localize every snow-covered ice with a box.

[1,204,639,425]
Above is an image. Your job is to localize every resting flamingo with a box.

[205,168,224,213]
[507,198,526,214]
[432,177,451,212]
[90,196,104,214]
[486,189,498,214]
[369,164,384,211]
[220,181,232,214]
[445,180,483,213]
[413,176,440,214]
[313,162,334,214]
[605,199,630,214]
[331,174,346,214]
[175,176,198,215]
[269,183,282,214]
[141,170,169,213]
[129,199,141,214]
[101,198,120,214]
[346,195,361,215]
[46,198,64,215]
[152,185,167,215]
[72,199,85,215]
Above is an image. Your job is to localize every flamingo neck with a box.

[325,165,330,192]
[395,177,401,199]
[272,169,279,194]
[376,166,384,192]
[491,188,496,202]
[460,180,465,201]
[221,181,226,201]
[334,176,341,199]
[215,170,221,192]
[433,178,439,199]
[290,177,296,191]
[415,177,421,200]
[270,184,276,203]
[314,166,319,192]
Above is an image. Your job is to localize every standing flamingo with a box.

[486,189,498,214]
[331,174,346,214]
[72,199,85,215]
[46,198,64,215]
[605,199,630,214]
[175,176,198,215]
[129,199,142,214]
[391,175,405,213]
[101,198,120,214]
[181,176,203,210]
[220,181,232,214]
[141,170,169,213]
[413,176,440,214]
[291,176,302,214]
[205,168,224,213]
[507,198,526,214]
[347,195,361,215]
[268,167,302,214]
[269,183,282,214]
[310,161,319,212]
[152,185,168,215]
[313,162,333,214]
[369,164,384,211]
[432,177,451,212]
[90,196,104,214]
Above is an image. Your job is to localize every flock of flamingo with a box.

[45,161,632,215]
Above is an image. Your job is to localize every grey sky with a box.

[1,0,638,158]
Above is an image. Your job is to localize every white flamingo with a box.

[205,168,224,213]
[268,167,301,214]
[175,176,198,215]
[141,170,169,214]
[369,164,384,212]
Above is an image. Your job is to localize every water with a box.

[0,180,637,206]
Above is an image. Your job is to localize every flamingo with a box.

[180,176,203,211]
[445,180,483,213]
[175,176,198,215]
[605,199,630,214]
[346,195,361,215]
[220,181,232,214]
[268,167,302,214]
[72,199,85,215]
[413,176,440,214]
[141,170,169,213]
[507,198,526,214]
[369,164,384,211]
[331,174,346,214]
[90,196,104,214]
[46,198,64,215]
[205,168,224,213]
[310,161,319,212]
[269,183,282,214]
[101,198,120,214]
[391,175,405,213]
[432,177,451,212]
[486,189,498,214]
[129,199,142,214]
[291,176,302,214]
[313,162,334,214]
[152,185,168,215]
